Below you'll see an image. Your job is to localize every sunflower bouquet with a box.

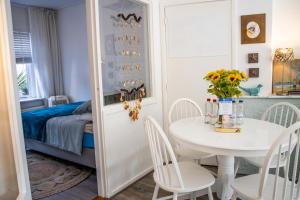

[204,69,248,98]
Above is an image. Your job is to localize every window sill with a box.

[240,95,300,99]
[20,98,48,112]
[19,97,43,103]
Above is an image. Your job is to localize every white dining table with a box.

[169,117,285,200]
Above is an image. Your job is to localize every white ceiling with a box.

[11,0,83,9]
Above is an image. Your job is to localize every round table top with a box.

[169,117,286,157]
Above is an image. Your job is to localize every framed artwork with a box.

[248,53,259,63]
[249,68,259,78]
[241,14,266,44]
[273,59,300,95]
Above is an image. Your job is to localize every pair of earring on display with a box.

[112,21,141,28]
[120,64,142,72]
[120,50,141,57]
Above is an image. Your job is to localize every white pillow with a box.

[80,113,93,121]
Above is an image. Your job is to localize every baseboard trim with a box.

[108,166,153,198]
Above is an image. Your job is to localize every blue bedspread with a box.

[83,132,94,148]
[22,102,83,142]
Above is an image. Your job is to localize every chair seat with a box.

[232,174,294,200]
[175,146,214,160]
[154,161,215,193]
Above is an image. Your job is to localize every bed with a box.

[22,102,96,168]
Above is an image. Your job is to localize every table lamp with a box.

[273,48,295,95]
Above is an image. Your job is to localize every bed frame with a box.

[25,139,96,168]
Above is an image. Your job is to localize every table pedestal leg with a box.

[216,155,234,200]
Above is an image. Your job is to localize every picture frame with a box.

[249,68,260,78]
[241,14,266,44]
[248,53,259,63]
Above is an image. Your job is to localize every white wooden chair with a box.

[145,116,215,200]
[232,121,300,200]
[235,102,300,176]
[168,98,216,162]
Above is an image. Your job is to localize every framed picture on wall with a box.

[249,68,259,78]
[241,14,266,44]
[248,53,259,63]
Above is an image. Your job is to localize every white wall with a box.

[161,0,274,101]
[273,0,300,58]
[236,0,273,96]
[58,2,91,102]
[11,4,29,32]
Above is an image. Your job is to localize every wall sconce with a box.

[273,48,295,95]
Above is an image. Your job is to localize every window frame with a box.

[13,31,36,99]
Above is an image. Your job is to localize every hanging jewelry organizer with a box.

[100,0,151,121]
[117,11,145,121]
[120,84,145,121]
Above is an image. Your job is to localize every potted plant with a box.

[204,69,248,98]
[204,69,248,125]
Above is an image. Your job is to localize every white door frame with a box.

[159,0,238,130]
[86,0,108,197]
[97,0,160,197]
[0,0,108,199]
[0,1,31,199]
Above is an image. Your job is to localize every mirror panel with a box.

[99,0,151,105]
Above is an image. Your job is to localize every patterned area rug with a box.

[27,152,92,199]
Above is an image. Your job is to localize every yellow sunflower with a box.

[212,73,220,82]
[235,74,243,81]
[240,71,247,80]
[216,68,225,74]
[206,72,216,80]
[228,74,236,82]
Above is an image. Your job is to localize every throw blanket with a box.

[22,102,83,142]
[46,115,91,155]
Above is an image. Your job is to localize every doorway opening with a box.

[10,0,99,199]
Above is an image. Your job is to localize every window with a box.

[13,31,35,99]
[16,63,29,97]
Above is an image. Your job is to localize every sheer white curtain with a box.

[28,7,64,98]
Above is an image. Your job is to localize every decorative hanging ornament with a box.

[120,84,145,121]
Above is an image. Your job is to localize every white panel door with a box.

[163,0,232,115]
[162,0,232,165]
[166,1,231,58]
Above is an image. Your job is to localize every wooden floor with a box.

[42,172,218,200]
[110,173,218,200]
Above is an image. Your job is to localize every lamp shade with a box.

[274,48,294,63]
